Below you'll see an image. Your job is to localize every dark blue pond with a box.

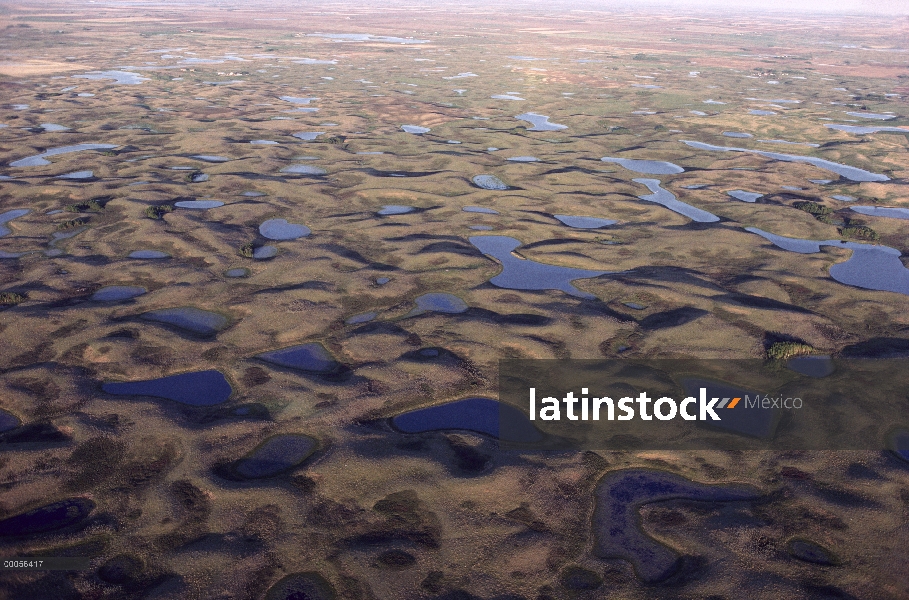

[0,408,21,432]
[257,343,340,373]
[91,286,146,302]
[0,498,96,537]
[102,370,233,406]
[232,434,318,478]
[554,214,616,229]
[392,397,544,443]
[140,307,229,335]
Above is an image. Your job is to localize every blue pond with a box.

[0,408,20,432]
[345,312,377,324]
[192,155,230,162]
[402,125,430,134]
[254,245,278,259]
[849,206,909,220]
[292,132,325,141]
[472,174,508,190]
[392,397,543,443]
[723,132,753,138]
[175,200,224,209]
[257,343,340,373]
[514,113,567,131]
[506,156,539,162]
[91,286,146,302]
[600,157,684,174]
[413,292,469,314]
[280,164,326,175]
[259,219,311,240]
[233,434,318,479]
[845,111,896,120]
[634,179,719,223]
[0,209,30,237]
[56,170,93,180]
[554,214,616,229]
[140,307,229,335]
[10,143,117,168]
[826,124,909,135]
[463,206,499,214]
[128,250,169,259]
[0,498,96,537]
[593,469,760,582]
[727,190,763,203]
[375,277,391,285]
[102,370,232,406]
[889,429,909,463]
[378,205,414,216]
[469,235,608,298]
[787,355,834,378]
[225,268,249,277]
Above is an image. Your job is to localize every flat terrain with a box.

[1,2,908,598]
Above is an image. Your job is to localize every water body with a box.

[759,139,820,147]
[850,206,909,220]
[703,99,726,105]
[292,132,325,141]
[601,157,684,175]
[515,113,567,131]
[192,155,230,162]
[470,225,493,231]
[0,209,30,237]
[593,469,760,582]
[175,200,224,209]
[10,143,117,168]
[91,286,146,302]
[401,125,430,134]
[750,109,777,115]
[140,307,230,335]
[472,174,508,190]
[280,164,327,175]
[0,408,20,432]
[392,397,543,443]
[232,434,318,478]
[0,498,96,537]
[889,429,909,463]
[491,94,524,100]
[56,170,93,180]
[413,293,469,314]
[633,179,720,223]
[102,370,232,406]
[345,312,377,324]
[506,156,539,163]
[250,140,279,145]
[41,123,70,132]
[723,132,753,138]
[463,206,499,214]
[825,124,909,134]
[727,190,763,202]
[682,140,889,182]
[378,205,414,215]
[306,33,428,44]
[257,343,340,373]
[469,235,608,298]
[242,191,266,197]
[831,195,856,201]
[747,227,909,296]
[279,96,319,104]
[129,250,169,259]
[375,277,391,285]
[259,219,311,240]
[787,355,834,378]
[554,215,617,229]
[189,172,208,183]
[73,70,148,85]
[690,110,708,116]
[225,268,249,277]
[254,245,278,259]
[845,112,896,120]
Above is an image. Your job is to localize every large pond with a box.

[91,286,146,302]
[826,124,909,135]
[10,144,118,168]
[392,397,543,443]
[472,174,508,190]
[103,370,232,405]
[844,111,896,120]
[747,227,909,296]
[257,342,340,373]
[469,235,608,298]
[401,125,430,134]
[73,70,148,85]
[0,209,30,237]
[682,140,888,182]
[280,165,327,175]
[633,179,719,222]
[514,113,567,131]
[553,214,616,228]
[727,190,763,203]
[231,434,318,478]
[175,200,224,209]
[849,206,909,220]
[601,157,684,174]
[259,219,311,240]
[140,307,229,335]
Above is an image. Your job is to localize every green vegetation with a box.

[238,242,255,258]
[324,136,345,145]
[57,218,88,230]
[840,225,879,241]
[794,201,832,216]
[65,199,104,212]
[144,204,174,220]
[0,292,25,305]
[767,341,814,360]
[632,53,647,60]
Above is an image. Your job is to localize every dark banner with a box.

[497,359,909,451]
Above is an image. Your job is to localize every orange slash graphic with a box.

[727,397,740,409]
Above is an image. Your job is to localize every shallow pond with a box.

[103,370,232,405]
[401,125,430,134]
[140,307,229,335]
[506,156,539,162]
[378,205,414,215]
[727,190,763,202]
[392,397,543,443]
[634,179,719,223]
[56,170,93,179]
[514,113,567,131]
[292,132,325,141]
[750,109,776,115]
[257,342,340,373]
[463,206,499,214]
[128,250,169,259]
[826,124,909,134]
[280,164,326,175]
[747,227,909,296]
[412,292,469,314]
[254,245,278,259]
[41,123,70,132]
[472,174,508,190]
[683,140,888,182]
[175,200,224,209]
[259,219,311,240]
[225,268,249,277]
[469,235,608,298]
[601,157,684,174]
[10,143,117,168]
[723,132,752,138]
[73,70,148,85]
[845,112,896,120]
[0,209,30,237]
[491,94,524,100]
[345,312,377,324]
[91,286,146,302]
[849,206,909,220]
[232,434,318,478]
[553,214,616,228]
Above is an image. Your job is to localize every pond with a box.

[231,434,318,478]
[826,124,909,134]
[472,174,508,190]
[0,209,30,237]
[491,94,524,100]
[91,286,146,302]
[553,214,616,229]
[140,307,229,335]
[634,179,719,223]
[506,156,539,162]
[259,219,311,240]
[102,369,232,405]
[280,164,327,175]
[727,190,763,202]
[682,140,888,182]
[401,125,431,134]
[257,342,341,373]
[128,250,169,259]
[747,227,909,296]
[56,170,93,180]
[463,206,499,214]
[174,199,224,210]
[845,112,896,120]
[515,113,567,131]
[849,206,909,220]
[292,132,325,141]
[600,157,684,174]
[392,397,543,443]
[469,235,608,298]
[378,205,414,216]
[411,292,469,314]
[254,245,278,259]
[73,70,148,85]
[10,143,118,168]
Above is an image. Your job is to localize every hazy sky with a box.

[590,0,909,14]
